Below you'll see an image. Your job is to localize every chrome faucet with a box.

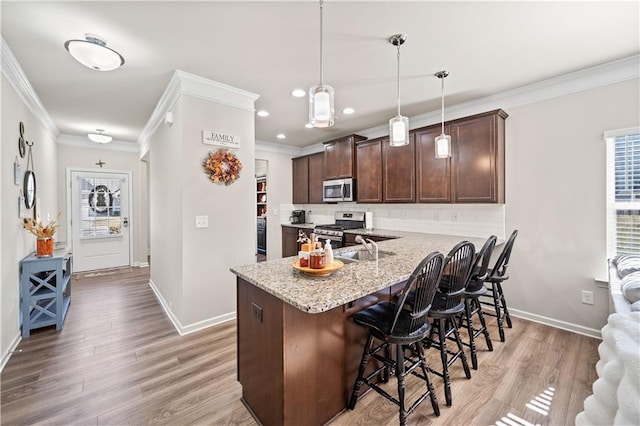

[355,235,378,260]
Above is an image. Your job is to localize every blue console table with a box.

[19,247,72,337]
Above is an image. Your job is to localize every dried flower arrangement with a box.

[23,213,61,238]
[203,149,243,185]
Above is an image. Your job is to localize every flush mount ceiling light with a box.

[435,70,452,158]
[342,107,355,115]
[291,89,306,98]
[64,34,124,71]
[308,0,334,128]
[88,129,112,144]
[277,133,286,139]
[257,110,270,117]
[389,34,409,147]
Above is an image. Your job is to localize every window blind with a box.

[607,131,640,258]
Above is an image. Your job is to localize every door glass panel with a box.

[80,177,122,238]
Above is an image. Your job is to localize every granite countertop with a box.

[231,231,491,314]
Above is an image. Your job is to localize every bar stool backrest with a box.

[489,230,519,280]
[466,235,497,292]
[439,241,475,310]
[392,251,444,338]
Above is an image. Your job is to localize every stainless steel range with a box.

[313,211,365,248]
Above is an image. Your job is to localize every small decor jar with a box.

[309,251,326,269]
[36,237,54,257]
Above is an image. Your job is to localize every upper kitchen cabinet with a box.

[292,152,324,204]
[324,134,367,179]
[292,156,309,204]
[451,109,507,203]
[356,138,383,203]
[416,124,452,203]
[383,133,416,203]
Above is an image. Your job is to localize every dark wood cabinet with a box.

[307,152,324,204]
[416,124,452,203]
[355,138,383,203]
[292,156,309,204]
[324,134,366,179]
[383,133,416,203]
[451,110,506,203]
[282,226,300,257]
[292,152,324,204]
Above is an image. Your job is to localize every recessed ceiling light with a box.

[305,123,313,129]
[88,129,112,143]
[257,110,269,117]
[291,89,306,98]
[277,133,286,139]
[342,107,355,115]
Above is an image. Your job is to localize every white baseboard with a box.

[148,279,236,336]
[1,332,22,373]
[510,308,602,340]
[133,261,150,268]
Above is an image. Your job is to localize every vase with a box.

[36,237,54,257]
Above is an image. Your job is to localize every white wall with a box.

[149,92,256,330]
[504,78,639,333]
[56,144,148,266]
[255,149,293,260]
[150,97,185,321]
[1,75,58,365]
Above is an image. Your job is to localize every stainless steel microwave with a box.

[323,178,355,202]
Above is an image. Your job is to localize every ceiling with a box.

[2,1,638,148]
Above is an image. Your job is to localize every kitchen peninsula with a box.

[230,231,490,426]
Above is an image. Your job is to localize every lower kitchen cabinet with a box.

[282,226,299,257]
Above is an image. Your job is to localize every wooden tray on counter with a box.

[292,259,344,277]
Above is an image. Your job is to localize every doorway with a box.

[67,169,132,272]
[256,159,267,262]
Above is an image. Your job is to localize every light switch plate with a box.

[195,215,209,228]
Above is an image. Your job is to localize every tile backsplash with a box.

[280,203,505,240]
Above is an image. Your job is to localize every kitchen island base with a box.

[236,277,389,426]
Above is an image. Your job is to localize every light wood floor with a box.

[1,268,599,425]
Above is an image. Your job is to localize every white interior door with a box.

[70,171,131,272]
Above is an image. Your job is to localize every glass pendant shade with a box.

[435,134,451,158]
[309,84,335,128]
[65,35,124,71]
[389,115,409,147]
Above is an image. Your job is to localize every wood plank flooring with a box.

[1,267,599,425]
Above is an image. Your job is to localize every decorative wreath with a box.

[203,149,243,185]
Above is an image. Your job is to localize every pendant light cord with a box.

[440,75,445,134]
[396,43,401,117]
[319,0,324,85]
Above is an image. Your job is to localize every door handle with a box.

[123,217,129,228]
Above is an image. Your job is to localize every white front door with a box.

[70,170,131,272]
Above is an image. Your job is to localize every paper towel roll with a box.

[365,211,373,230]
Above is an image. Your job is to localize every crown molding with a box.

[358,54,640,141]
[57,133,140,153]
[255,139,302,156]
[1,36,59,140]
[138,69,260,148]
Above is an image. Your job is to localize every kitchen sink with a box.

[335,249,395,263]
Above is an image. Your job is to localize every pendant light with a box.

[435,70,451,158]
[309,0,334,128]
[388,34,409,147]
[65,34,124,71]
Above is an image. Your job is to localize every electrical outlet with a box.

[252,303,263,322]
[195,215,209,228]
[581,290,594,305]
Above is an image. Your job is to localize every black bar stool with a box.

[348,251,444,426]
[424,241,475,406]
[459,235,497,370]
[479,230,519,342]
